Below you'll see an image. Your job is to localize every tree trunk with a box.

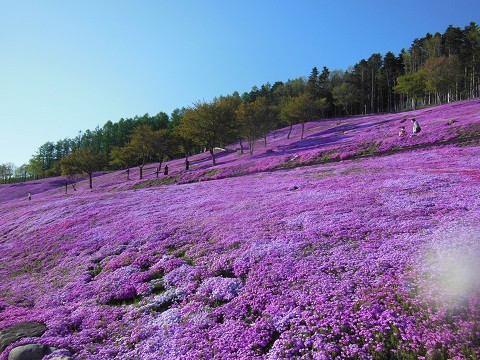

[239,139,244,154]
[371,72,375,113]
[89,173,93,189]
[139,165,144,180]
[301,122,305,139]
[249,141,254,155]
[473,62,477,98]
[287,124,293,139]
[126,168,130,180]
[264,135,267,146]
[471,70,475,98]
[157,159,163,178]
[465,67,468,99]
[209,148,216,166]
[386,72,391,112]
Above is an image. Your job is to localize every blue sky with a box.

[0,0,479,165]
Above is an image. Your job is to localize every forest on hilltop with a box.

[1,21,479,184]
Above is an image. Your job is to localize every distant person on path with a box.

[185,159,190,171]
[164,165,169,176]
[28,192,31,201]
[398,126,407,137]
[411,118,421,136]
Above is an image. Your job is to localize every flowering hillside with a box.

[0,177,67,203]
[0,173,104,204]
[0,100,479,359]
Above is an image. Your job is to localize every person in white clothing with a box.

[411,118,421,135]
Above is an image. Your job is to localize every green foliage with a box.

[60,147,107,189]
[0,163,15,183]
[127,125,161,179]
[280,93,328,138]
[332,82,361,115]
[170,108,186,129]
[394,72,426,108]
[178,96,239,165]
[421,56,462,96]
[236,97,275,154]
[110,145,138,180]
[307,66,320,97]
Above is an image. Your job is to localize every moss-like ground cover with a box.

[0,100,479,359]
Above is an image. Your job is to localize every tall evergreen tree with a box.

[307,67,320,98]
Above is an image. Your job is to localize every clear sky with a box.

[1,0,479,165]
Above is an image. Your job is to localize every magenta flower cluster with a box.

[0,100,479,359]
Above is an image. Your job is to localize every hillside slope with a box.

[0,101,479,359]
[3,99,479,199]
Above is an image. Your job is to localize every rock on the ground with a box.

[7,344,52,360]
[0,322,47,353]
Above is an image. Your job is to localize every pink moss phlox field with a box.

[0,100,479,359]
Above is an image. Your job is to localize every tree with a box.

[421,56,462,103]
[463,22,480,98]
[280,93,328,139]
[128,125,157,180]
[394,72,426,109]
[280,97,298,140]
[382,52,404,112]
[424,32,442,60]
[217,94,242,146]
[307,67,320,98]
[27,157,44,180]
[37,142,55,171]
[151,129,172,178]
[236,98,267,154]
[60,156,81,192]
[61,147,106,189]
[178,97,237,166]
[260,102,278,146]
[332,82,361,115]
[110,145,137,180]
[441,25,464,57]
[170,108,186,129]
[318,66,331,98]
[0,163,15,184]
[15,164,29,182]
[284,77,307,98]
[367,53,383,113]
